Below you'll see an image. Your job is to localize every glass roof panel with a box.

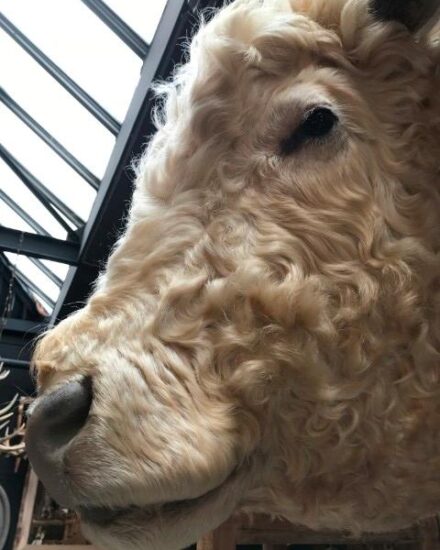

[0,32,115,178]
[1,104,96,222]
[39,259,69,281]
[105,0,168,43]
[1,0,143,122]
[5,252,58,313]
[0,203,31,234]
[0,163,68,239]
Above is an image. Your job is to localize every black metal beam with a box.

[0,144,84,232]
[52,0,225,321]
[0,220,61,287]
[0,87,100,190]
[0,227,79,264]
[0,13,121,136]
[2,318,48,335]
[81,0,149,59]
[0,213,63,286]
[0,357,30,369]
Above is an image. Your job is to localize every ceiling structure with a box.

[0,0,166,318]
[0,0,224,368]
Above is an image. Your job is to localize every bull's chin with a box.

[80,465,252,550]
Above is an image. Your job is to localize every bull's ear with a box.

[370,0,440,31]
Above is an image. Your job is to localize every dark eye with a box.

[280,107,338,155]
[301,107,338,139]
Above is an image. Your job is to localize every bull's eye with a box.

[280,107,338,155]
[301,107,338,139]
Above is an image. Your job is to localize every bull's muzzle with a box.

[25,377,93,507]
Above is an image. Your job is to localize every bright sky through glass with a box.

[0,0,167,313]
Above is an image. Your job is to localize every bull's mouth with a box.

[80,486,220,526]
[78,465,253,550]
[80,467,239,526]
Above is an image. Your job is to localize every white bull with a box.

[26,1,440,548]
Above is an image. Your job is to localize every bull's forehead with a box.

[188,1,344,100]
[128,3,349,209]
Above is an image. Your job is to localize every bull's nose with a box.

[25,377,93,506]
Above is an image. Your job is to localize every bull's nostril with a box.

[25,377,93,506]
[30,376,93,445]
[45,377,92,442]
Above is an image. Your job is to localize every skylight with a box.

[0,0,168,314]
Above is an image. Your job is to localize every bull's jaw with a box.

[80,464,255,550]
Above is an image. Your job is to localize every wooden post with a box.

[14,469,39,550]
[196,518,237,550]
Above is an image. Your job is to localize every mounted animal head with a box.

[26,0,440,549]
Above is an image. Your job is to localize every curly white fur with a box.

[32,0,440,548]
